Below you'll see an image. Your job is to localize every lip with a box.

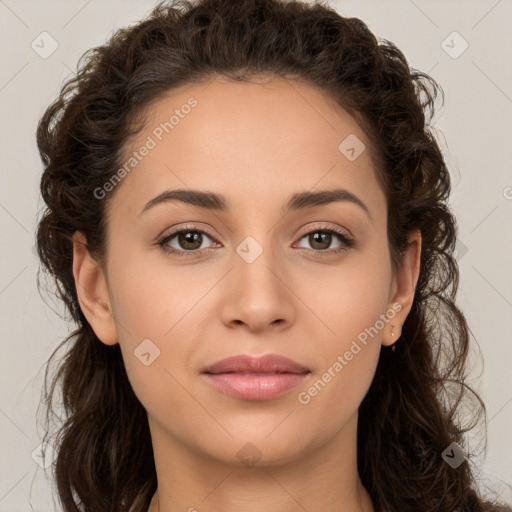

[202,354,311,401]
[202,353,310,374]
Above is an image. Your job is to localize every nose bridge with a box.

[221,227,294,330]
[229,204,282,275]
[234,230,282,295]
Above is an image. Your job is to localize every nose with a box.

[219,238,296,333]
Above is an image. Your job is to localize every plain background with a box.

[0,0,511,510]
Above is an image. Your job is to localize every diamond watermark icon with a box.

[338,134,365,161]
[454,239,468,262]
[441,31,469,59]
[237,442,262,468]
[236,236,263,264]
[442,442,467,469]
[134,338,161,366]
[31,31,59,59]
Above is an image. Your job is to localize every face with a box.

[74,76,420,469]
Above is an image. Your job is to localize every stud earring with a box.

[391,328,397,352]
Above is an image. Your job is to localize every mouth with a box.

[201,354,311,401]
[211,371,296,376]
[202,353,310,374]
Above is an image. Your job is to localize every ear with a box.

[382,229,422,347]
[72,231,118,346]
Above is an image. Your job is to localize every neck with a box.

[146,413,374,512]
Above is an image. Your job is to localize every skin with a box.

[72,76,421,512]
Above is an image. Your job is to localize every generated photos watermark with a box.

[93,97,198,200]
[297,302,402,405]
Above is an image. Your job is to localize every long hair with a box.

[34,0,509,510]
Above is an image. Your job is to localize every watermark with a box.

[134,338,161,366]
[236,236,264,264]
[441,31,469,60]
[31,31,59,59]
[297,302,402,405]
[31,440,56,469]
[441,442,467,469]
[237,441,262,468]
[503,186,512,200]
[93,97,198,200]
[454,239,469,261]
[338,133,365,161]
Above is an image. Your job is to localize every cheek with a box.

[292,251,390,411]
[113,289,191,423]
[107,250,208,410]
[297,254,392,348]
[108,246,184,337]
[295,272,388,426]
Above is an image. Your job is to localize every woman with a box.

[34,0,510,510]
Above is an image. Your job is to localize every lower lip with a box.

[203,372,310,400]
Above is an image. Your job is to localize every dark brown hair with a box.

[34,0,510,510]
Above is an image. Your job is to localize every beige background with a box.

[0,0,511,510]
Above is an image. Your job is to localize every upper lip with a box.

[202,354,310,374]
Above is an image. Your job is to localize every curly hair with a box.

[34,0,510,511]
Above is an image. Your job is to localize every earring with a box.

[391,328,397,352]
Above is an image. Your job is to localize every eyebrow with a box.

[138,188,371,220]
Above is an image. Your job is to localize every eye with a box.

[157,225,220,257]
[294,225,354,255]
[156,224,354,258]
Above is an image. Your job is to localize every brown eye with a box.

[295,227,353,254]
[157,226,219,257]
[176,230,204,251]
[308,231,333,250]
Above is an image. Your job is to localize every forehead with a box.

[108,76,385,222]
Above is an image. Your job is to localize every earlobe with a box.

[72,231,118,346]
[383,230,422,347]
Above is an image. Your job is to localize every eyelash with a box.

[156,224,354,258]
